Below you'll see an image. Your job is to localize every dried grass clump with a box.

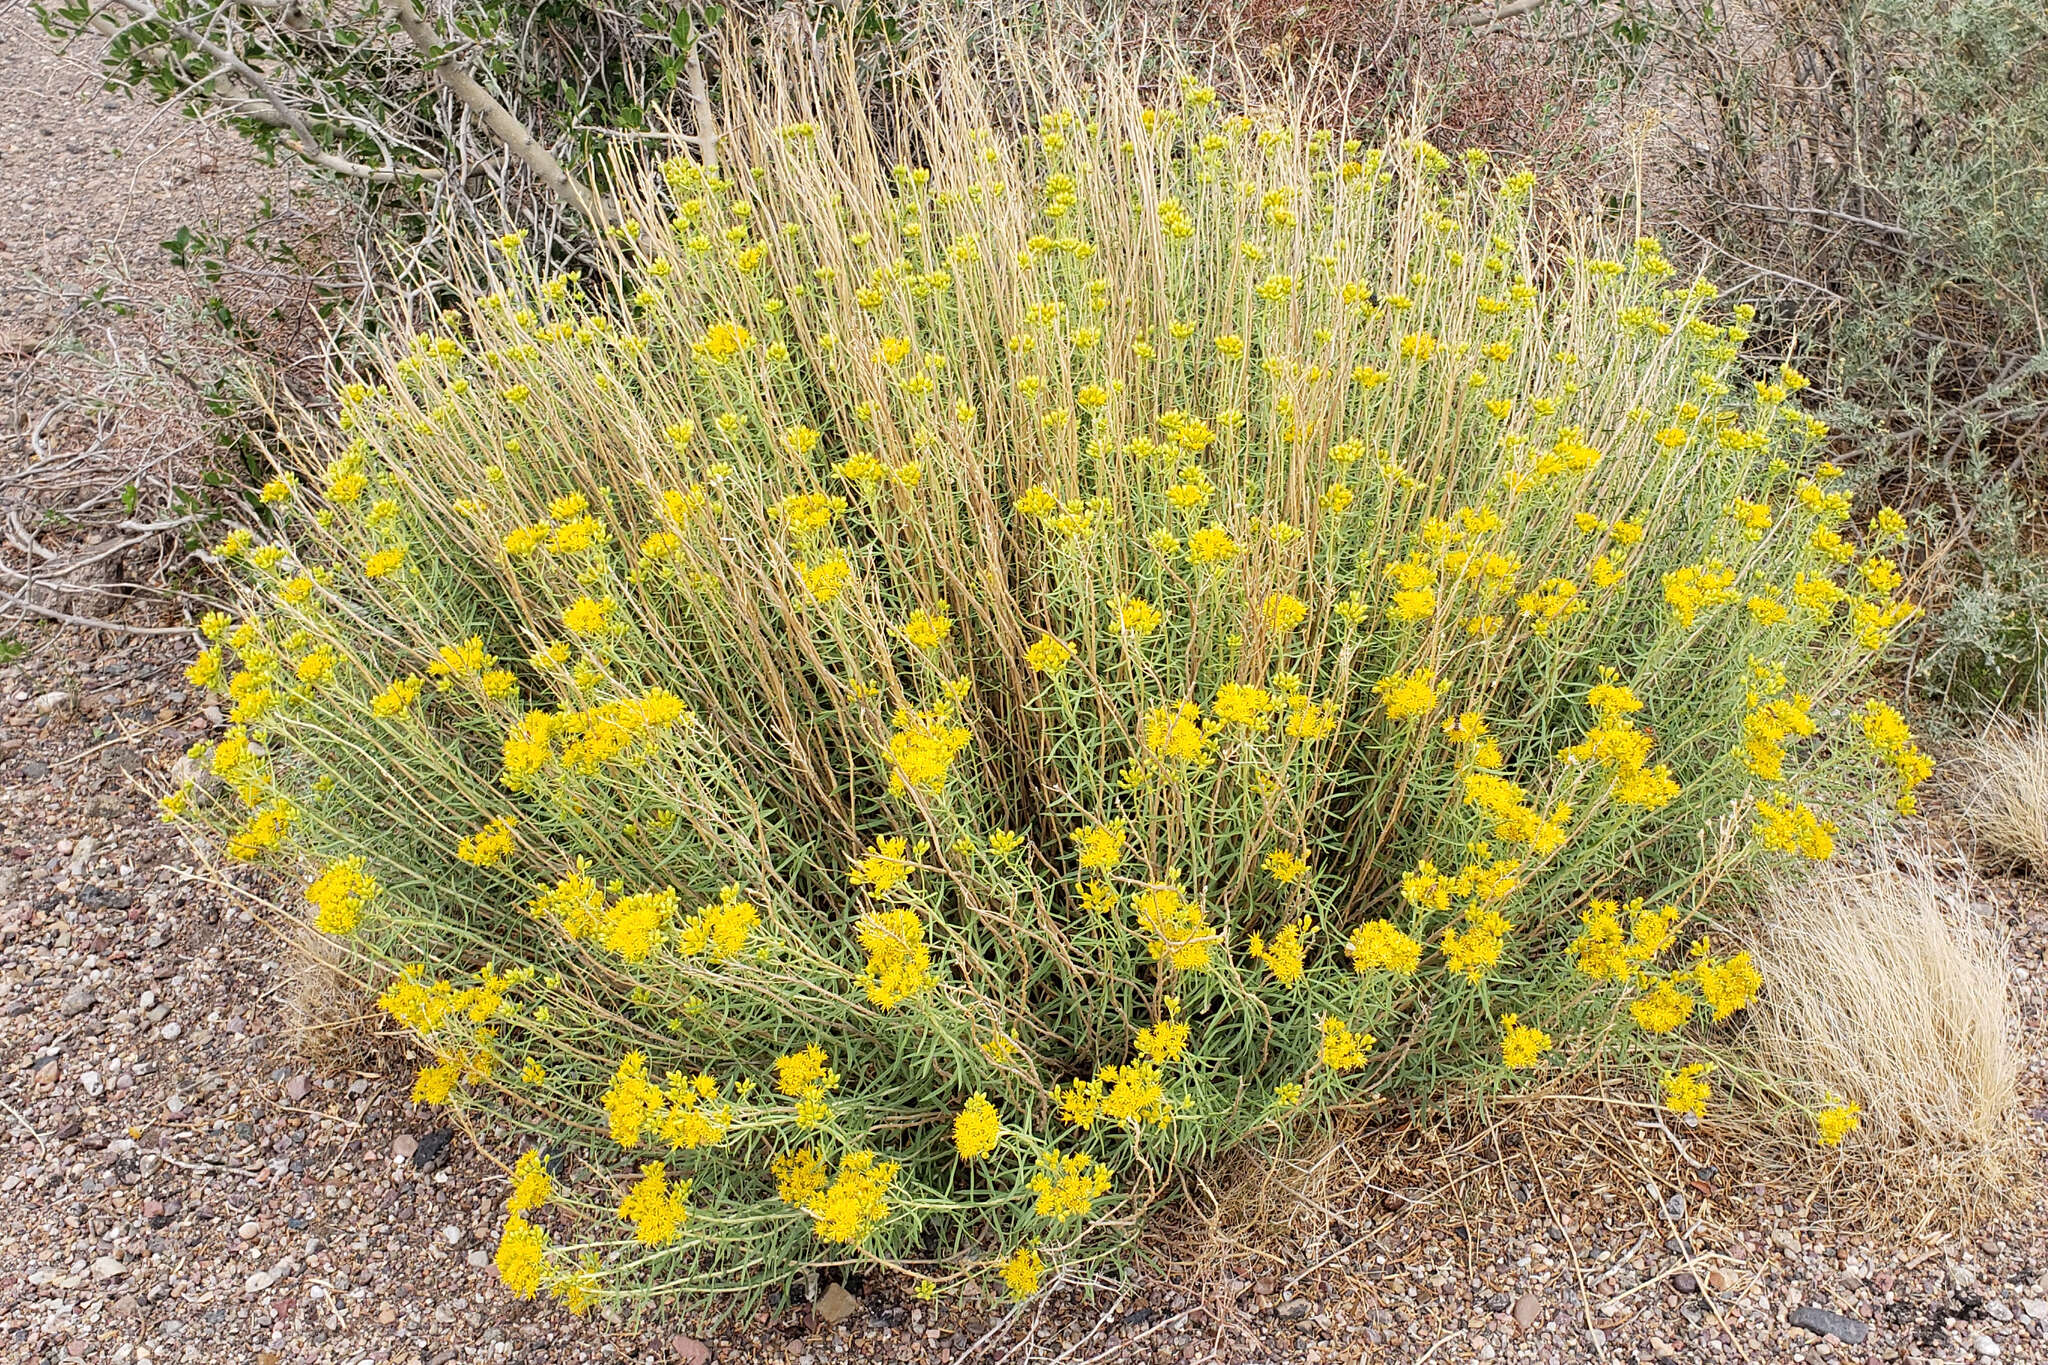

[1961,716,2048,872]
[1747,842,2022,1206]
[282,919,384,1068]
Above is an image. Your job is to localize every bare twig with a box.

[685,37,721,170]
[90,0,437,183]
[386,0,598,221]
[0,599,193,635]
[1452,0,1548,29]
[1735,201,1910,237]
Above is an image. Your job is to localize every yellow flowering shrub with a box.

[168,59,1925,1312]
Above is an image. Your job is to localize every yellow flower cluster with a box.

[599,1051,734,1150]
[377,961,525,1035]
[953,1092,1003,1159]
[1754,797,1837,861]
[772,1148,899,1243]
[854,907,936,1008]
[1374,667,1438,721]
[886,705,973,796]
[1570,897,1678,982]
[1858,699,1934,815]
[1057,1060,1175,1130]
[456,814,518,867]
[1662,1062,1713,1119]
[676,885,760,961]
[529,870,677,962]
[1318,1017,1373,1071]
[305,857,379,934]
[1248,915,1316,985]
[1130,883,1217,971]
[1500,1014,1552,1069]
[1028,1149,1114,1221]
[501,690,691,789]
[1814,1096,1863,1146]
[617,1162,692,1245]
[1345,920,1422,975]
[495,1216,548,1299]
[508,1149,552,1213]
[1001,1245,1046,1298]
[1559,676,1681,809]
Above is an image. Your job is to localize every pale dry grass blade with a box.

[1962,715,2048,871]
[1748,842,2022,1203]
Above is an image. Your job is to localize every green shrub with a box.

[169,58,1926,1312]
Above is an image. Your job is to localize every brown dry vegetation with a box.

[1964,719,2048,874]
[1746,842,2025,1213]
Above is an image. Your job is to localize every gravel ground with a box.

[4,12,2048,1365]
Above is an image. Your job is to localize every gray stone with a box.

[34,690,76,715]
[167,753,222,801]
[2021,1299,2048,1322]
[1973,1335,2000,1358]
[58,984,96,1018]
[1510,1293,1540,1329]
[815,1282,860,1325]
[1788,1306,1869,1345]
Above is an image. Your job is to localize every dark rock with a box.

[1275,1298,1311,1320]
[410,1128,452,1169]
[1675,1272,1698,1294]
[1789,1305,1870,1345]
